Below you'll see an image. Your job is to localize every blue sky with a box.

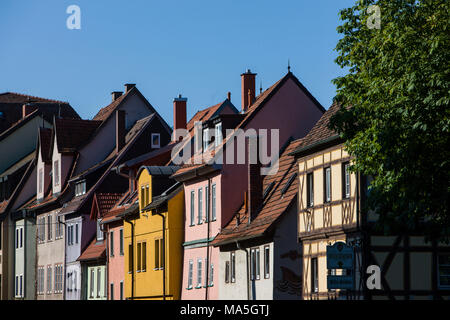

[0,0,354,124]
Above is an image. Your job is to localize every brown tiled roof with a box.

[0,92,68,104]
[212,137,304,246]
[39,128,52,163]
[90,193,123,220]
[54,118,102,153]
[293,102,340,151]
[186,101,224,134]
[93,93,128,121]
[78,237,106,262]
[101,190,138,224]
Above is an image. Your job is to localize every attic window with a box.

[281,173,297,195]
[75,180,86,197]
[151,133,160,149]
[263,182,275,200]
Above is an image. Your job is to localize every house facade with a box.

[173,70,325,300]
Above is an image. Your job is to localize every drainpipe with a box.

[153,211,166,300]
[124,218,134,300]
[205,178,211,300]
[236,241,250,300]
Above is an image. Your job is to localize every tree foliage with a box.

[330,0,450,240]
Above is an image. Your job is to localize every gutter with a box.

[289,135,341,157]
[123,218,135,300]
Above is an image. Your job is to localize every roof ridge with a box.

[0,91,69,104]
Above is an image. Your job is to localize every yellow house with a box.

[122,166,184,300]
[292,103,450,300]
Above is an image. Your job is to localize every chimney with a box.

[111,91,123,102]
[22,103,37,118]
[241,69,256,113]
[124,83,136,93]
[227,92,231,101]
[247,136,263,223]
[173,94,187,142]
[115,110,126,154]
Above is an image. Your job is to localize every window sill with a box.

[195,285,202,289]
[186,287,193,290]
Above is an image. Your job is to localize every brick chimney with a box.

[116,110,126,154]
[22,103,37,118]
[124,83,136,93]
[241,69,256,113]
[173,94,187,142]
[247,136,263,223]
[112,91,123,102]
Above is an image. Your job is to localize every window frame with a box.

[307,172,314,207]
[324,167,331,203]
[151,133,161,149]
[343,162,351,199]
[264,245,270,279]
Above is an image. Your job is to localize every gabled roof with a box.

[53,118,102,154]
[290,102,341,156]
[186,99,238,134]
[212,137,303,247]
[172,71,324,180]
[90,193,123,220]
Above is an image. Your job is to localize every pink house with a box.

[173,69,325,300]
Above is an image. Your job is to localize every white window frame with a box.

[190,191,195,226]
[325,167,331,203]
[211,184,216,221]
[264,246,270,279]
[196,258,202,288]
[187,260,193,289]
[151,133,161,148]
[198,188,203,224]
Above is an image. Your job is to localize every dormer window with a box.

[97,219,104,241]
[203,128,210,152]
[53,160,60,186]
[151,133,160,149]
[75,180,86,197]
[215,123,223,147]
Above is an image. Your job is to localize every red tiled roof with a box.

[78,237,106,262]
[212,137,304,246]
[101,190,138,224]
[92,92,129,121]
[294,102,340,150]
[54,118,102,153]
[90,193,123,220]
[186,101,224,134]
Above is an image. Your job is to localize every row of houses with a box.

[0,69,449,300]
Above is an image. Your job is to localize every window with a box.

[198,188,203,224]
[211,184,216,221]
[307,172,314,207]
[75,180,86,197]
[120,281,124,300]
[119,229,124,255]
[141,186,145,209]
[215,123,222,147]
[19,274,23,297]
[38,218,45,243]
[225,261,230,283]
[90,269,94,298]
[73,271,77,292]
[54,160,60,186]
[151,133,161,148]
[145,185,149,207]
[438,254,450,289]
[142,242,147,271]
[154,239,163,270]
[311,257,318,293]
[137,243,142,272]
[56,216,63,239]
[97,219,103,241]
[205,185,209,222]
[208,263,214,286]
[197,259,202,288]
[231,252,236,283]
[47,215,52,241]
[128,244,133,273]
[75,223,79,244]
[97,268,101,297]
[264,246,270,279]
[203,128,209,151]
[324,167,331,203]
[187,260,193,289]
[37,267,44,295]
[190,191,195,226]
[343,162,350,199]
[38,168,43,194]
[250,248,260,280]
[54,265,63,293]
[110,231,114,256]
[110,283,114,300]
[15,226,24,248]
[47,266,52,294]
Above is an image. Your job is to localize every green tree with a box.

[330,0,450,240]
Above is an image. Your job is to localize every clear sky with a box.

[0,0,354,125]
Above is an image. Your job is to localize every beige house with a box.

[292,103,450,300]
